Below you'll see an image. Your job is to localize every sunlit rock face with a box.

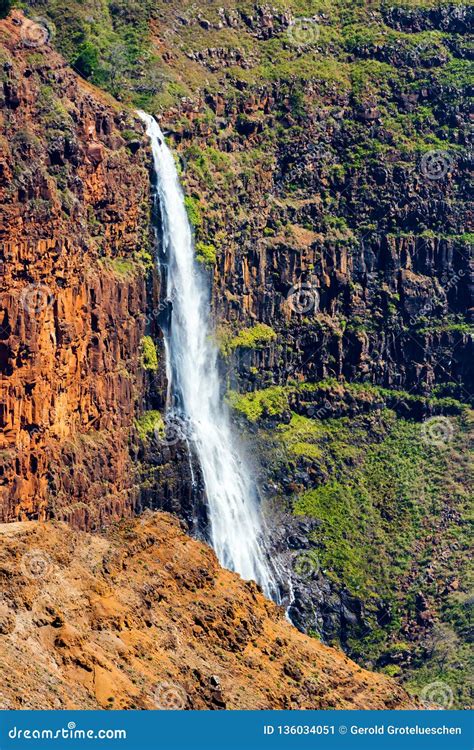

[0,12,150,526]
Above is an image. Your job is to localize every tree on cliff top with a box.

[73,41,99,79]
[0,0,12,20]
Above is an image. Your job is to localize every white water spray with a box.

[138,112,278,600]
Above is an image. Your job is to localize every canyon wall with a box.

[163,7,472,398]
[0,12,151,526]
[1,1,472,706]
[135,1,472,704]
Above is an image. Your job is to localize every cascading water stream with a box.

[138,112,279,601]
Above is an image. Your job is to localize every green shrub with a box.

[122,129,141,142]
[141,336,158,371]
[0,0,11,19]
[227,386,288,423]
[73,42,99,79]
[98,257,138,278]
[135,410,164,441]
[220,323,277,356]
[184,196,202,229]
[196,242,216,266]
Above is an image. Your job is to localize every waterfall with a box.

[138,112,278,601]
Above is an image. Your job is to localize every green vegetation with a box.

[196,241,217,267]
[417,321,474,336]
[220,323,277,357]
[255,404,473,705]
[141,336,158,371]
[98,257,138,278]
[184,145,234,190]
[227,379,467,424]
[184,196,203,229]
[277,413,324,459]
[135,410,164,441]
[292,415,436,595]
[73,41,100,79]
[121,129,141,143]
[227,386,288,422]
[230,379,471,705]
[134,247,154,272]
[19,0,471,170]
[21,0,157,102]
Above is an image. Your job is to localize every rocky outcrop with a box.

[0,12,151,526]
[0,512,417,709]
[152,5,472,398]
[382,3,473,33]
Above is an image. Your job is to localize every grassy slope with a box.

[19,0,472,117]
[19,0,472,255]
[233,385,473,706]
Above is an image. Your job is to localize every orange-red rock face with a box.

[0,12,151,526]
[0,512,418,709]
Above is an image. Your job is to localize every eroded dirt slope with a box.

[0,512,417,710]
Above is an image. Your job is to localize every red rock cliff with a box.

[0,12,151,527]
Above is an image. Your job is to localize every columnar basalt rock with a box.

[0,12,151,526]
[172,87,472,395]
